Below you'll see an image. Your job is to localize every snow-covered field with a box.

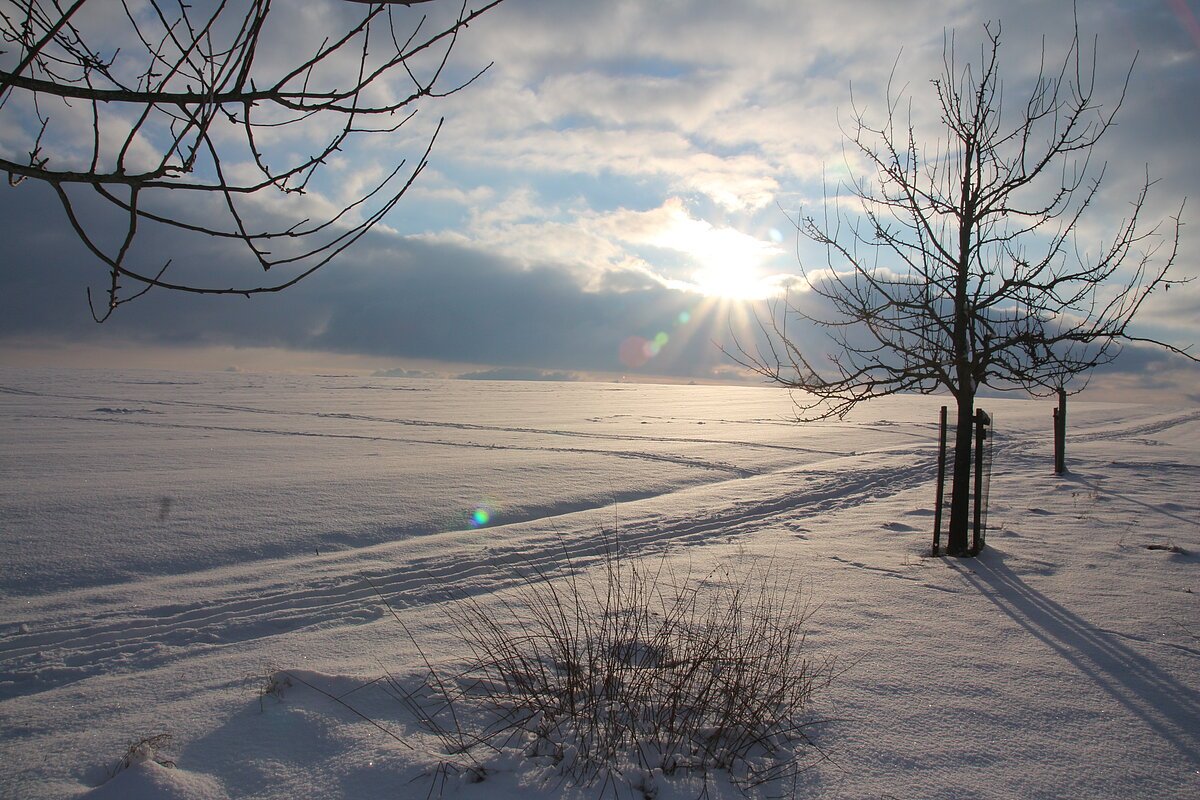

[1,367,1197,799]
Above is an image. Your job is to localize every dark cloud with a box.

[0,178,755,379]
[1093,341,1198,379]
[3,170,1189,393]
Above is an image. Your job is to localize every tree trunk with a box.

[948,130,977,556]
[946,392,975,555]
[1054,387,1067,474]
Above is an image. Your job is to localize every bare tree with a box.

[0,0,504,321]
[735,20,1194,555]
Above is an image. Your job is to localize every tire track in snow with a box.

[0,384,848,458]
[1072,410,1200,442]
[30,412,761,478]
[0,450,932,700]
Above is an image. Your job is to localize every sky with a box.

[1,0,1198,401]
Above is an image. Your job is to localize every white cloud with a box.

[424,188,794,300]
[3,0,1197,395]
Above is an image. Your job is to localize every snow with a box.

[1,366,1197,798]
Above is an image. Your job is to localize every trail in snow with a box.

[0,383,850,457]
[0,449,932,701]
[2,373,1174,703]
[27,411,763,478]
[2,369,1197,800]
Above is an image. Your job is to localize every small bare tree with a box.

[736,20,1194,555]
[0,0,504,320]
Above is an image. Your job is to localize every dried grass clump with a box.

[392,542,830,797]
[107,733,175,778]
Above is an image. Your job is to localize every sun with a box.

[638,198,787,301]
[668,217,783,301]
[691,263,777,301]
[686,232,787,301]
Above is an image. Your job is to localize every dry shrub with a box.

[390,541,831,797]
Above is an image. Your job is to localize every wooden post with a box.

[1053,406,1060,472]
[947,399,975,556]
[972,408,990,555]
[933,405,948,556]
[1053,388,1067,474]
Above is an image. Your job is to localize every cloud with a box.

[1,0,1196,403]
[415,190,794,299]
[0,179,784,380]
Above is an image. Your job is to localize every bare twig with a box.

[1,0,507,317]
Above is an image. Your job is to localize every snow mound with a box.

[79,759,228,800]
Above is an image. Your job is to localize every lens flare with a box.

[619,317,692,370]
[643,331,669,358]
[620,335,651,368]
[470,507,491,527]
